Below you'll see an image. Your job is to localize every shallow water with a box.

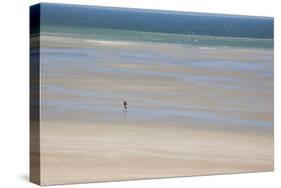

[40,34,273,132]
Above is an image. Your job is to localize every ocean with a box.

[38,3,273,49]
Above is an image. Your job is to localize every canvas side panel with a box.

[30,3,41,185]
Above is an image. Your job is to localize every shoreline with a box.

[39,32,274,50]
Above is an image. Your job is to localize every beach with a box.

[40,122,272,185]
[39,34,273,185]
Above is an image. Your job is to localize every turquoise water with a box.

[41,25,273,49]
[39,3,273,48]
[40,3,273,39]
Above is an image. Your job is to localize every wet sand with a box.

[39,35,273,185]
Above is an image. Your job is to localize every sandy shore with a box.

[39,35,273,185]
[40,122,273,185]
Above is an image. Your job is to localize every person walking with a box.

[123,101,128,112]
